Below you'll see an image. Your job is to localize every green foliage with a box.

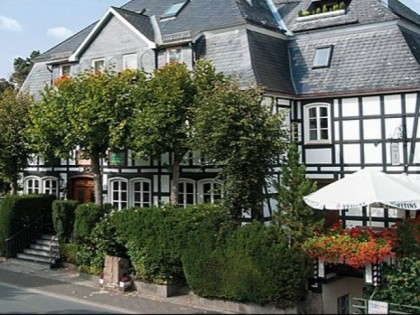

[10,50,40,88]
[192,60,288,222]
[274,142,324,246]
[73,203,110,244]
[0,89,34,193]
[59,243,77,264]
[316,7,321,14]
[183,221,308,308]
[322,5,328,13]
[76,213,127,275]
[0,79,13,94]
[0,194,56,255]
[365,257,420,307]
[111,203,233,285]
[26,68,144,204]
[392,217,420,257]
[129,62,195,206]
[52,200,79,243]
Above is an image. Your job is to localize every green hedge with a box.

[0,194,56,256]
[52,200,79,243]
[110,204,234,285]
[73,203,111,244]
[182,221,308,309]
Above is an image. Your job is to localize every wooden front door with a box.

[70,177,95,204]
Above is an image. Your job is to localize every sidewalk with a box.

[0,258,229,314]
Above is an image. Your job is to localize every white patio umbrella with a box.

[303,168,420,225]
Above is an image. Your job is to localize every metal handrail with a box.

[4,215,46,258]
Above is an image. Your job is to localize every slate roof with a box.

[34,23,96,62]
[276,0,399,33]
[30,0,420,98]
[112,7,155,41]
[289,25,420,97]
[247,30,295,94]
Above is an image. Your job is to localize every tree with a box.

[0,79,13,94]
[273,141,324,246]
[192,61,288,222]
[129,62,195,206]
[0,89,34,193]
[26,69,142,205]
[10,50,40,88]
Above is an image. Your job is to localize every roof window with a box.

[161,1,187,19]
[313,45,333,68]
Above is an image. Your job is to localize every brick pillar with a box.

[103,255,130,287]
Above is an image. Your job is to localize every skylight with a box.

[313,45,334,68]
[161,2,186,19]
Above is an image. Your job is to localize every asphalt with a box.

[0,258,230,314]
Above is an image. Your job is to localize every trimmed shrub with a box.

[73,203,111,244]
[52,200,79,243]
[183,221,308,309]
[0,194,56,256]
[111,203,234,285]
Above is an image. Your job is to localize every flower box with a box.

[302,222,398,269]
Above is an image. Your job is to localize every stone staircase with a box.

[15,234,60,266]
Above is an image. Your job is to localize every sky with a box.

[0,0,419,80]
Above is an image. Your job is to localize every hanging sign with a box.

[391,142,400,166]
[109,151,126,166]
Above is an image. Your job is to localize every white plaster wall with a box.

[362,96,381,116]
[384,94,402,115]
[305,148,332,164]
[322,277,364,314]
[341,98,359,117]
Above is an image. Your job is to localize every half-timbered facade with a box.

[21,0,420,228]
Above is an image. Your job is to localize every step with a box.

[30,243,51,251]
[16,253,53,264]
[23,248,51,257]
[41,234,58,241]
[36,239,59,246]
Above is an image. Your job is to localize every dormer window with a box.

[313,45,333,68]
[161,1,188,20]
[297,0,350,21]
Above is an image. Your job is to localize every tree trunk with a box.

[91,154,103,206]
[170,153,182,207]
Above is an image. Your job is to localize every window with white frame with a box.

[178,179,195,208]
[24,176,40,194]
[304,104,331,143]
[168,47,182,63]
[109,178,128,210]
[131,179,151,208]
[123,53,138,70]
[313,45,333,68]
[92,59,105,73]
[198,179,222,204]
[61,64,71,77]
[42,177,59,196]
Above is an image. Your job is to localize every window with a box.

[24,176,40,194]
[109,178,128,210]
[123,54,138,70]
[313,45,333,68]
[132,179,151,208]
[168,47,182,63]
[198,180,222,204]
[92,59,105,73]
[42,177,58,196]
[61,65,71,77]
[178,179,195,208]
[304,104,331,143]
[161,2,187,19]
[24,176,59,196]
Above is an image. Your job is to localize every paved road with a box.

[0,259,225,314]
[0,282,134,314]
